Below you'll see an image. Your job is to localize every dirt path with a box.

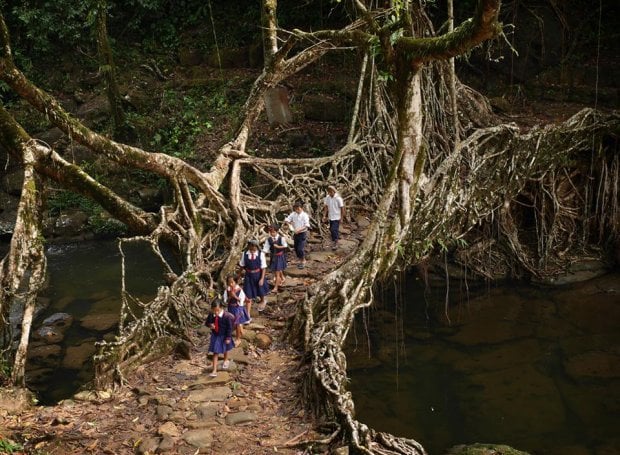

[0,221,365,454]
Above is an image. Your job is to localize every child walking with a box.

[262,224,287,293]
[238,238,270,313]
[205,299,235,377]
[284,201,310,269]
[322,185,346,250]
[223,275,250,342]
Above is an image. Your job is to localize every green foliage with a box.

[0,437,23,454]
[150,90,214,158]
[47,190,96,216]
[46,189,128,237]
[9,0,94,54]
[88,214,128,238]
[0,356,11,385]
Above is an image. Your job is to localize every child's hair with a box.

[293,201,303,209]
[211,298,223,309]
[226,274,236,283]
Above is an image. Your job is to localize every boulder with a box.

[0,387,35,414]
[52,210,89,237]
[183,428,213,448]
[41,312,73,329]
[27,344,62,367]
[62,342,96,369]
[254,333,272,349]
[36,325,65,344]
[79,313,119,331]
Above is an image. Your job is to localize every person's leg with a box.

[299,231,307,264]
[329,220,337,242]
[246,298,253,319]
[210,353,219,376]
[294,233,303,260]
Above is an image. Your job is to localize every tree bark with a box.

[95,0,127,139]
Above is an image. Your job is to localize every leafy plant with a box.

[46,190,97,216]
[151,91,215,158]
[0,437,23,454]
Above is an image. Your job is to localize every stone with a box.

[41,313,73,329]
[157,421,181,438]
[264,86,293,125]
[225,411,257,426]
[137,437,160,454]
[186,419,219,429]
[27,344,62,366]
[182,429,213,448]
[189,371,231,388]
[80,313,119,331]
[37,325,65,344]
[25,367,54,384]
[188,386,230,402]
[62,342,96,369]
[195,403,219,419]
[445,444,530,455]
[227,350,250,364]
[156,405,173,420]
[333,447,349,455]
[52,210,89,237]
[254,333,272,349]
[0,388,35,414]
[564,351,620,379]
[157,435,176,452]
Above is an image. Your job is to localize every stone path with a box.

[0,219,366,455]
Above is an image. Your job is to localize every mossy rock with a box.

[445,443,531,455]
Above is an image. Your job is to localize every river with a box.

[26,240,168,404]
[345,271,620,454]
[20,241,620,454]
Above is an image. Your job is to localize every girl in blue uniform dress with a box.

[262,224,287,293]
[205,299,235,377]
[223,275,250,341]
[238,239,270,314]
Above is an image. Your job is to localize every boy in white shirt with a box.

[322,185,345,250]
[284,201,310,269]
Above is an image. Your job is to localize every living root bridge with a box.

[292,108,619,454]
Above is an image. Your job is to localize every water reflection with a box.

[345,272,620,454]
[27,240,170,404]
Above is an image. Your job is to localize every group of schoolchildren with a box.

[205,186,346,377]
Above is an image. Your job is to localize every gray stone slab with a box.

[188,386,230,402]
[182,428,213,448]
[225,411,258,426]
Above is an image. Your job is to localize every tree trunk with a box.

[95,0,127,140]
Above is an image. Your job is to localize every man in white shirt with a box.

[284,201,310,268]
[322,185,345,251]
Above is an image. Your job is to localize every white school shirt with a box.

[262,234,288,254]
[324,194,344,221]
[223,285,246,306]
[285,211,310,232]
[238,250,267,268]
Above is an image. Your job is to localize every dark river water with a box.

[27,240,167,404]
[344,272,620,455]
[21,240,620,454]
